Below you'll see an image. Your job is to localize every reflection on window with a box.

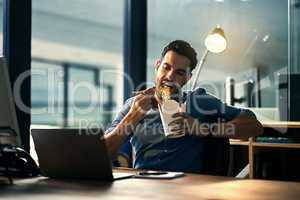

[31,1,123,127]
[148,0,293,122]
[31,61,64,126]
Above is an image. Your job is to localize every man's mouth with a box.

[158,81,180,100]
[160,81,178,89]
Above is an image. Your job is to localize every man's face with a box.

[155,50,192,93]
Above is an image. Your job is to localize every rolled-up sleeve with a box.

[186,87,247,122]
[104,98,134,135]
[222,104,246,121]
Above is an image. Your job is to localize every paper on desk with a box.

[158,99,186,138]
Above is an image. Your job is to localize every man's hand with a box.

[127,87,156,125]
[105,87,156,159]
[168,112,209,137]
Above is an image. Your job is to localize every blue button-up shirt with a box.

[105,88,246,173]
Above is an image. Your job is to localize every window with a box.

[31,0,124,128]
[0,0,3,55]
[147,0,296,122]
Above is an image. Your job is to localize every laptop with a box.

[31,128,134,181]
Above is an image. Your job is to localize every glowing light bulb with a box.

[204,27,227,53]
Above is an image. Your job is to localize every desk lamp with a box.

[191,26,227,90]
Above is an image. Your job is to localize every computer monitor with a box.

[0,56,20,146]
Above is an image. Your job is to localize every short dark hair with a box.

[161,40,198,71]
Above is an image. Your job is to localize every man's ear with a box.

[183,73,192,85]
[154,59,161,71]
[187,73,192,81]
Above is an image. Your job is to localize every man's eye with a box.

[177,71,186,76]
[163,64,171,70]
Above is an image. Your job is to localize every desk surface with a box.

[262,121,300,129]
[1,169,300,200]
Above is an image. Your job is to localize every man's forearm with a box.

[211,111,263,139]
[104,111,140,158]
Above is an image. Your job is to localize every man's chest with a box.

[132,109,165,145]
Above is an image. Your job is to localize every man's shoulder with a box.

[184,87,207,96]
[192,87,207,95]
[184,87,220,102]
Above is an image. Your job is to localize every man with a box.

[104,40,263,174]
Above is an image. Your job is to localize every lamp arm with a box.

[191,49,209,90]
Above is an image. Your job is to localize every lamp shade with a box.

[204,26,227,53]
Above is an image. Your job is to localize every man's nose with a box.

[165,70,176,81]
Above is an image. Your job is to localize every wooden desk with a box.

[1,169,300,200]
[230,121,300,179]
[262,121,300,129]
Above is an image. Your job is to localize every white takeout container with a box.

[158,99,186,138]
